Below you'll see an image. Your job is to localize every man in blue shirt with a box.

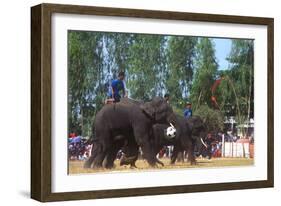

[183,102,192,119]
[111,71,126,102]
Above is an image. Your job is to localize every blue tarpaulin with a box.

[70,136,82,143]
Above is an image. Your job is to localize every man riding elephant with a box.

[84,97,178,169]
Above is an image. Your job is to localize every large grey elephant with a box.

[84,97,178,168]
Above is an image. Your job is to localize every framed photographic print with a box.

[31,3,274,202]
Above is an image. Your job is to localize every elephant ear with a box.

[140,102,155,119]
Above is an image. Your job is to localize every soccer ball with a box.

[166,123,176,139]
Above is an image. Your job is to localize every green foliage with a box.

[166,36,197,107]
[215,40,254,126]
[227,40,254,119]
[194,105,224,132]
[126,35,166,101]
[68,31,104,135]
[190,38,218,110]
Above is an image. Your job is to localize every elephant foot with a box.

[170,159,176,165]
[84,161,92,168]
[84,156,96,168]
[120,155,137,166]
[92,165,103,170]
[190,160,197,165]
[156,159,164,167]
[147,161,157,168]
[130,164,137,169]
[105,164,115,169]
[92,162,104,169]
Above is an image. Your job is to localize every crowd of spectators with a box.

[68,133,92,160]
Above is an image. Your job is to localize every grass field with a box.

[68,157,254,174]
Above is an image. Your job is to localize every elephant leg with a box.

[120,154,137,167]
[140,142,157,167]
[188,153,196,165]
[94,153,106,168]
[92,143,106,168]
[127,139,139,167]
[120,135,139,167]
[170,146,179,165]
[104,148,118,169]
[93,132,112,168]
[134,128,156,167]
[170,152,177,164]
[104,140,124,169]
[156,158,164,166]
[208,148,212,159]
[84,156,94,168]
[130,158,138,168]
[119,155,129,166]
[187,146,196,165]
[177,151,184,163]
[84,143,99,168]
[152,146,164,167]
[129,155,138,168]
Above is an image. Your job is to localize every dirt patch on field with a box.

[68,157,254,174]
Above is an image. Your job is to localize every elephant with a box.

[170,116,208,165]
[84,97,178,169]
[149,115,203,165]
[120,115,207,166]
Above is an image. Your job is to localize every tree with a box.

[166,36,197,108]
[215,40,254,118]
[227,39,254,119]
[68,31,105,135]
[190,38,218,110]
[104,33,133,77]
[194,105,224,132]
[126,34,167,101]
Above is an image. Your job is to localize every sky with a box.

[213,38,232,70]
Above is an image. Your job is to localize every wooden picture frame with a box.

[31,3,274,202]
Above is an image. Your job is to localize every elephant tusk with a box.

[169,123,175,129]
[201,138,208,148]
